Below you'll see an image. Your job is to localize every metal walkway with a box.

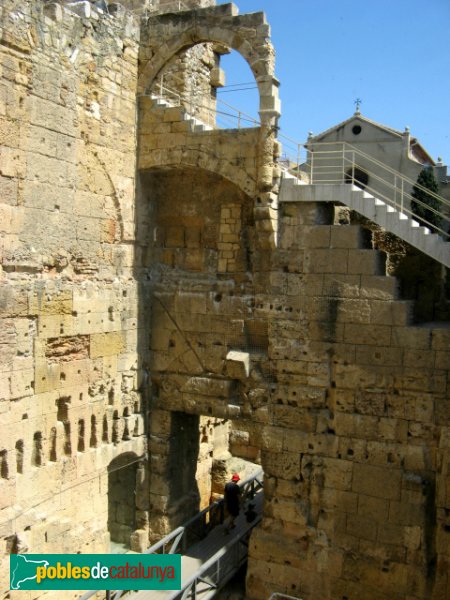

[80,469,263,600]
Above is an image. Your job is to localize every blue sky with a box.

[216,0,450,165]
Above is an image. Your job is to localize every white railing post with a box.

[401,179,404,214]
[352,151,355,185]
[394,174,397,209]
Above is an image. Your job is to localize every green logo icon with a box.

[10,554,181,591]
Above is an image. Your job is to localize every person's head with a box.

[231,473,240,482]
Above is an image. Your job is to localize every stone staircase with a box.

[150,94,214,132]
[279,174,450,268]
[146,87,450,269]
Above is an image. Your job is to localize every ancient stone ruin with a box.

[0,0,449,599]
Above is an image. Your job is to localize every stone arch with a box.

[140,145,257,198]
[79,138,125,243]
[138,6,280,125]
[139,164,255,275]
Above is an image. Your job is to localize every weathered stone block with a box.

[225,350,249,379]
[330,225,366,249]
[344,323,391,346]
[90,332,124,358]
[352,463,401,500]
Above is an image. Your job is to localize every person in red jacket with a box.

[224,473,241,533]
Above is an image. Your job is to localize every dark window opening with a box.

[345,167,369,189]
[32,432,43,467]
[15,440,24,474]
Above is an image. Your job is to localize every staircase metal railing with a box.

[148,77,260,131]
[79,468,263,600]
[301,141,450,238]
[145,83,449,238]
[164,530,254,600]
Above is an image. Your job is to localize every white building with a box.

[303,110,450,206]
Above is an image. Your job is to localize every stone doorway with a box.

[148,409,261,541]
[345,166,369,189]
[107,452,140,551]
[197,416,261,509]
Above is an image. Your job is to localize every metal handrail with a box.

[299,141,449,237]
[164,517,261,600]
[149,78,260,130]
[145,467,263,555]
[146,84,448,236]
[307,141,450,210]
[79,469,263,600]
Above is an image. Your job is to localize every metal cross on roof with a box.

[354,98,362,114]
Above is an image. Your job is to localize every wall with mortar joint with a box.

[246,201,450,600]
[0,1,148,595]
[1,1,449,599]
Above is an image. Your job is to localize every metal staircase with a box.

[279,142,450,268]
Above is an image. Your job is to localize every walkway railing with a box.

[146,83,449,238]
[79,468,263,600]
[300,141,450,237]
[145,467,263,556]
[164,529,252,600]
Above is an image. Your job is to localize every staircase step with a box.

[280,182,450,268]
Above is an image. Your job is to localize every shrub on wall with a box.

[411,167,442,230]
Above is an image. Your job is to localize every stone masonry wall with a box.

[1,2,449,600]
[0,1,147,596]
[151,42,225,125]
[246,201,450,600]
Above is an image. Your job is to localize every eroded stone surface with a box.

[0,1,449,600]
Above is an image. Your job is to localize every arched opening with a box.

[15,440,24,475]
[217,50,260,128]
[0,450,8,479]
[90,415,98,448]
[345,167,369,189]
[139,6,280,129]
[108,452,139,551]
[49,428,57,462]
[32,432,43,467]
[77,419,85,452]
[102,414,109,443]
[147,43,261,130]
[150,41,221,124]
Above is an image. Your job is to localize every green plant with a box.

[411,167,442,229]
